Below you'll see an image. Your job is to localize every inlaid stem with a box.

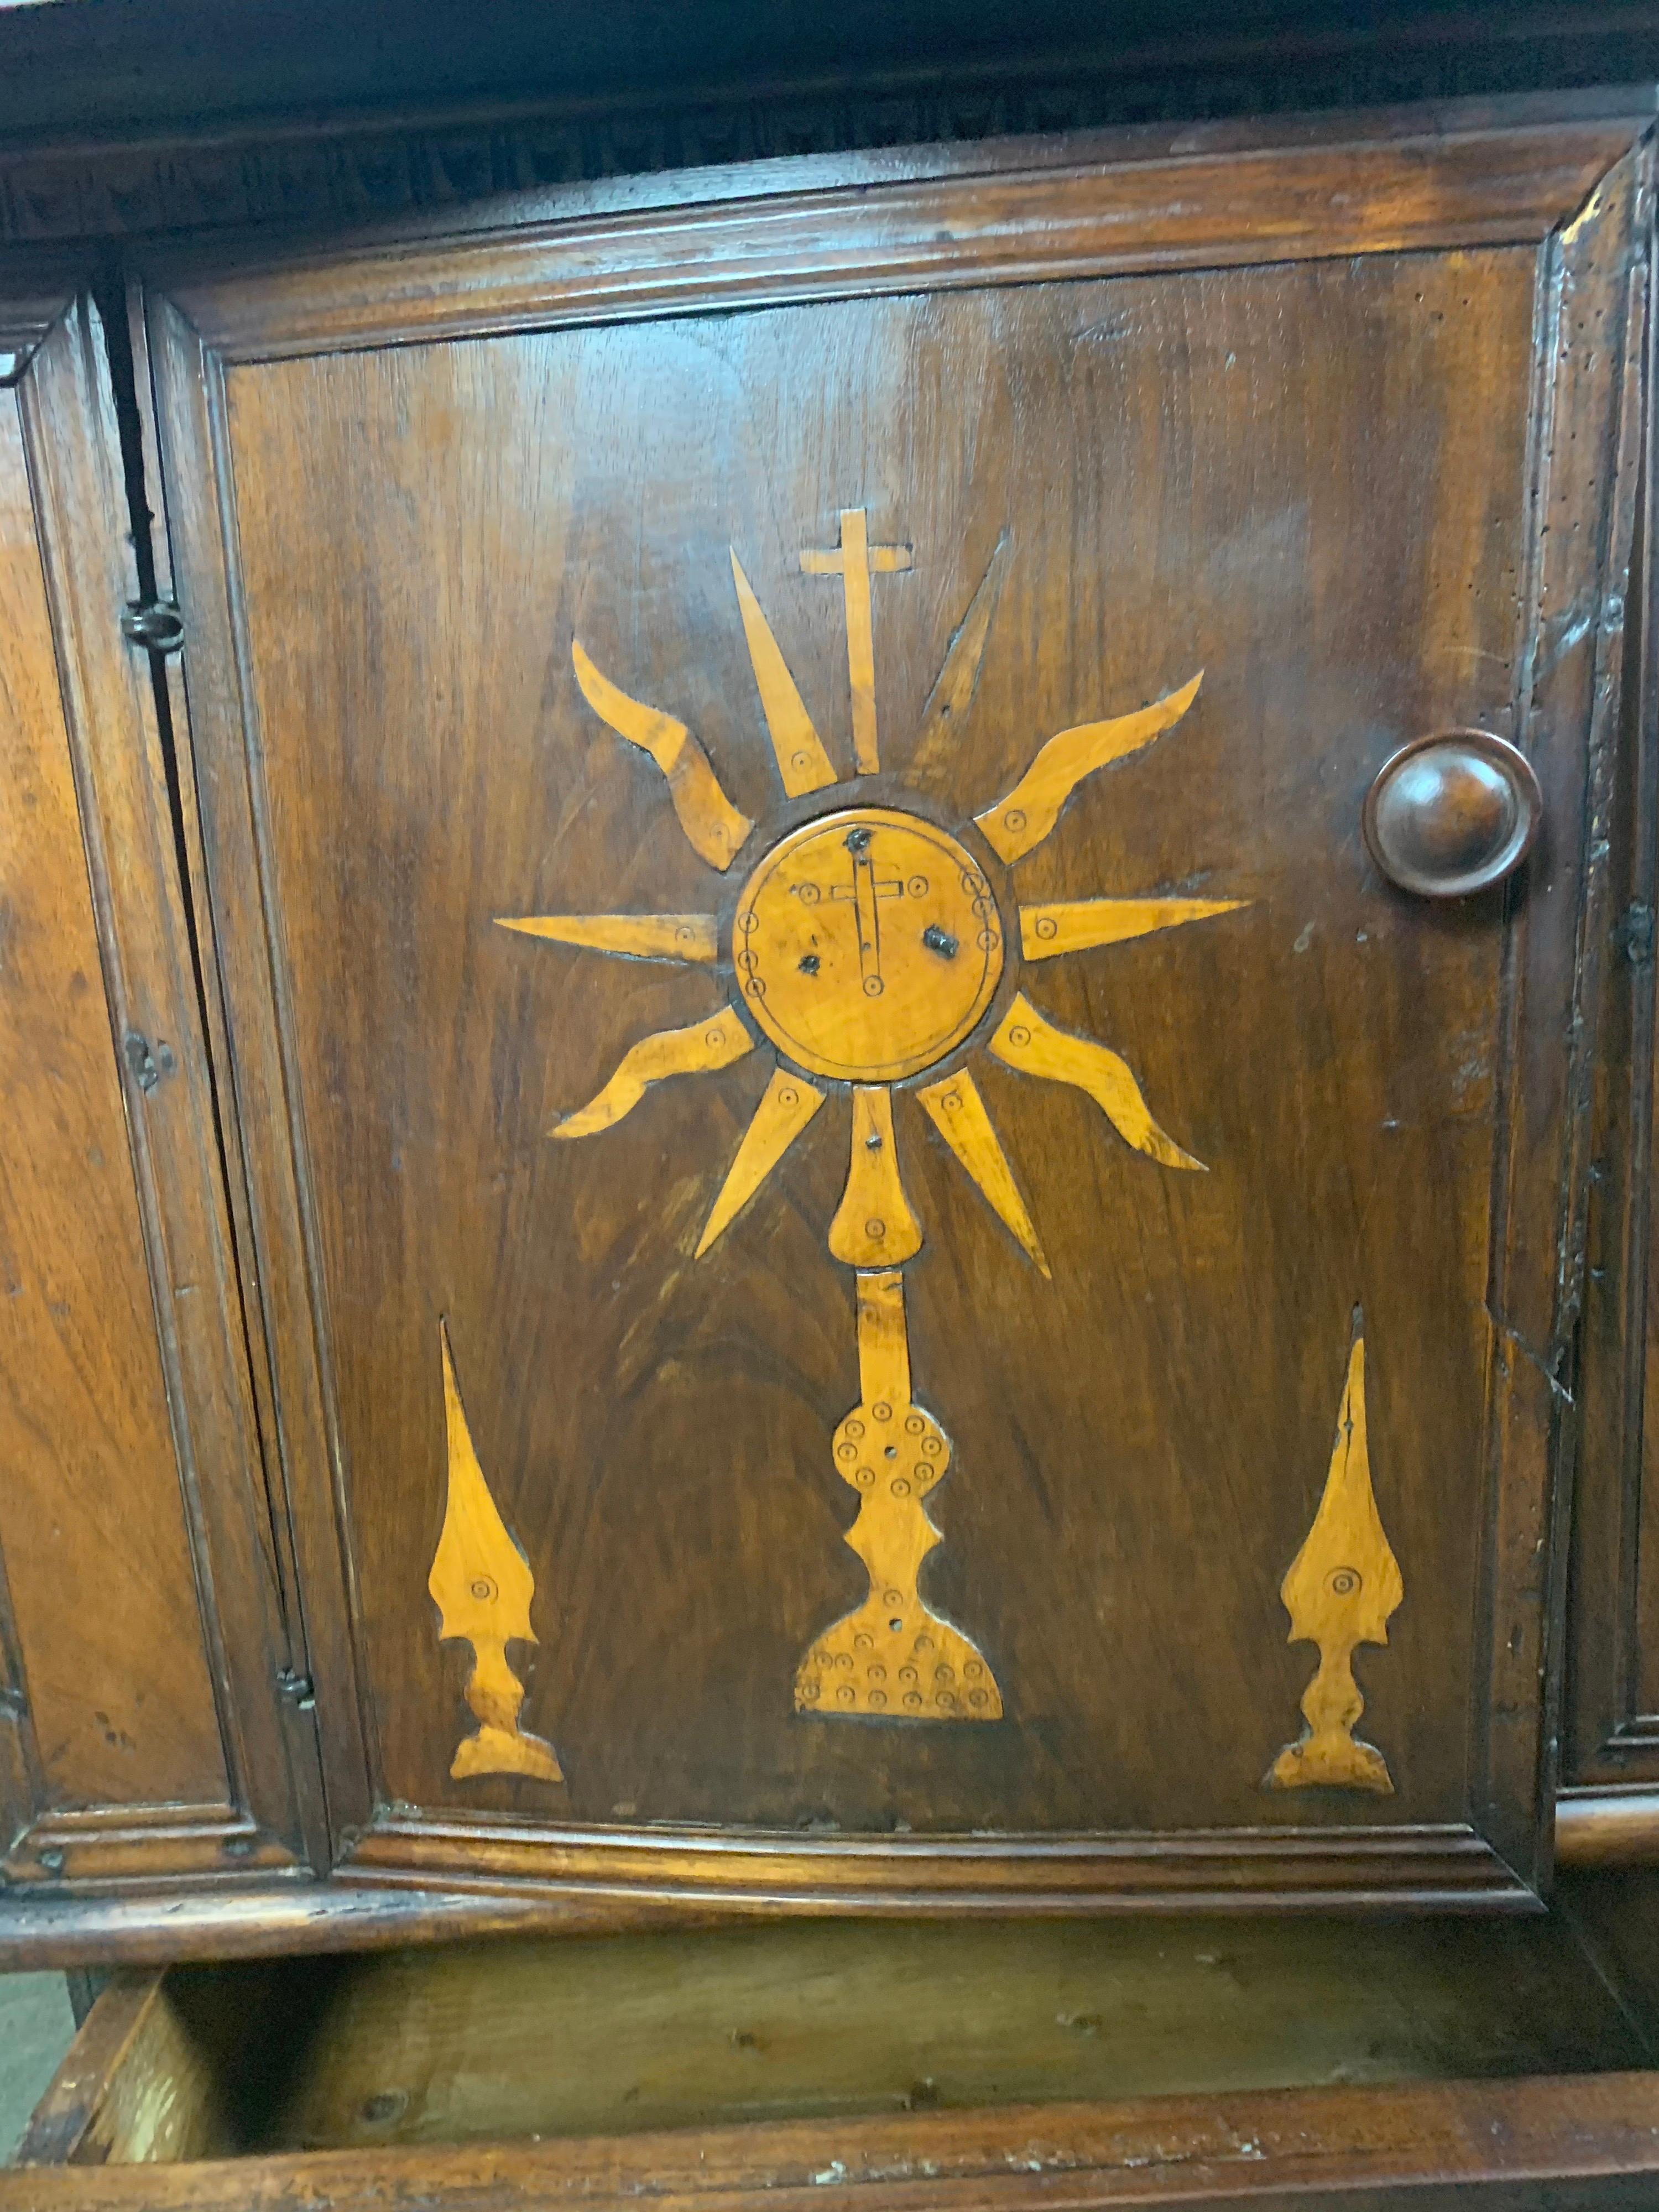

[795,1269,1001,1723]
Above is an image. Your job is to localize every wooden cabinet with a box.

[124,101,1653,1917]
[14,1876,1659,2206]
[4,49,1659,2211]
[1,97,1655,1940]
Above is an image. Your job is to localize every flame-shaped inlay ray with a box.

[975,671,1203,864]
[572,639,754,870]
[989,993,1206,1171]
[553,1006,752,1140]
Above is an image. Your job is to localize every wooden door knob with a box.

[1362,731,1542,899]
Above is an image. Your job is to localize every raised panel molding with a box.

[135,104,1652,1924]
[0,285,319,1941]
[1564,182,1659,1806]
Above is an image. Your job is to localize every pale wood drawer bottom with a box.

[10,1873,1659,2208]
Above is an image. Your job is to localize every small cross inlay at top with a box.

[801,508,911,775]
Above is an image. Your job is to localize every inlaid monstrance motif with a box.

[500,510,1246,1721]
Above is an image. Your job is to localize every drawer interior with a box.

[34,1874,1659,2166]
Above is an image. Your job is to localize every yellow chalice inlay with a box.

[498,509,1246,1724]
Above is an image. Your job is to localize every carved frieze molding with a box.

[1,17,1656,248]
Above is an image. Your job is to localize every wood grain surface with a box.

[134,1911,1659,2149]
[138,116,1647,1910]
[0,341,224,1823]
[9,2078,1659,2208]
[8,1907,1659,2203]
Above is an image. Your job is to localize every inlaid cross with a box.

[827,824,905,993]
[800,508,912,775]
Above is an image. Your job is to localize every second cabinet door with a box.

[141,102,1650,1911]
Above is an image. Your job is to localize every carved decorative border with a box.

[3,1803,290,1887]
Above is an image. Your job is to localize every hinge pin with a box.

[121,599,185,653]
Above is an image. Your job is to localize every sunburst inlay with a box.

[497,507,1248,1728]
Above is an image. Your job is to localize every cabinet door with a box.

[143,103,1650,1912]
[0,286,314,1947]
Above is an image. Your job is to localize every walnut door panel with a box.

[0,287,313,1923]
[143,111,1652,1910]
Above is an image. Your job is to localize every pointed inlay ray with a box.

[430,1322,562,1783]
[916,1068,1050,1279]
[730,552,838,797]
[989,992,1205,1172]
[571,639,754,872]
[828,1087,922,1267]
[975,671,1204,864]
[908,534,1008,795]
[497,914,719,964]
[1020,895,1246,962]
[553,1006,752,1140]
[696,1066,827,1258]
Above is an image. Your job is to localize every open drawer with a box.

[11,1874,1659,2208]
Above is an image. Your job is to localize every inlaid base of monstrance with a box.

[797,1269,1001,1719]
[483,504,1245,1740]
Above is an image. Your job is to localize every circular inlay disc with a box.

[732,807,1003,1082]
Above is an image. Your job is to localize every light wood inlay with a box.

[828,1088,923,1268]
[916,1068,1049,1278]
[495,914,718,963]
[988,993,1204,1171]
[552,1008,752,1140]
[1267,1328,1402,1794]
[801,508,911,775]
[729,551,837,797]
[975,672,1203,863]
[732,807,1002,1083]
[697,1067,827,1259]
[1020,896,1245,961]
[571,639,754,870]
[429,1324,562,1784]
[796,1270,1002,1721]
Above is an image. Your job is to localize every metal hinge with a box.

[1616,901,1655,968]
[120,598,185,653]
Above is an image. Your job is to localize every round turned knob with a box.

[1362,730,1542,899]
